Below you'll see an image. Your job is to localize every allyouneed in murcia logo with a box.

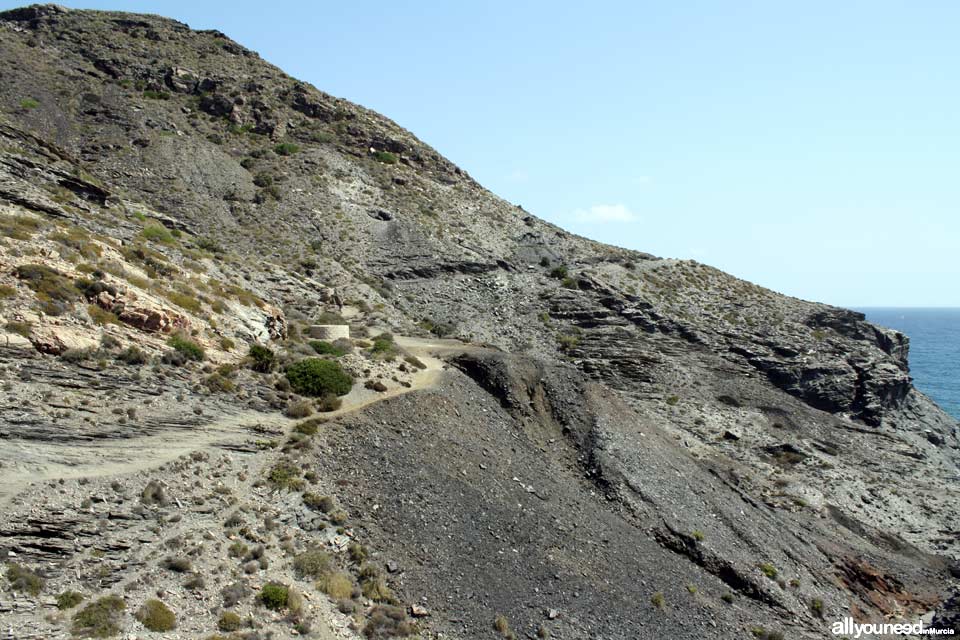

[831,617,955,637]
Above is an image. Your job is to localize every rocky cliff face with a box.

[0,5,957,640]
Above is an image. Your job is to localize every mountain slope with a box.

[0,5,957,639]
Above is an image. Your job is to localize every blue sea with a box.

[858,308,960,420]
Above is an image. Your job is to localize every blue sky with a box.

[6,1,959,307]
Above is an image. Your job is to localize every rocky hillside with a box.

[0,4,957,639]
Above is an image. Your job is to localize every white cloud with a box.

[506,169,529,183]
[572,203,639,223]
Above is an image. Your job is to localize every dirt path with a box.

[0,335,474,509]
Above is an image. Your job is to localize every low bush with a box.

[364,605,416,638]
[56,590,84,610]
[5,562,43,595]
[373,150,398,164]
[218,611,243,631]
[273,142,300,156]
[5,321,32,338]
[248,344,276,373]
[286,358,352,397]
[267,460,303,490]
[135,599,176,631]
[116,346,149,365]
[293,548,332,579]
[167,334,204,361]
[309,340,347,357]
[71,595,125,638]
[258,582,289,610]
[317,571,353,599]
[285,398,314,418]
[15,264,80,303]
[141,225,175,244]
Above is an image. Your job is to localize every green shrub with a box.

[20,97,40,109]
[88,304,119,326]
[5,321,32,338]
[0,284,16,298]
[691,530,705,541]
[365,605,416,638]
[165,291,202,313]
[293,548,332,579]
[303,493,335,512]
[253,172,273,187]
[284,398,313,418]
[811,598,824,618]
[220,337,235,351]
[167,334,204,361]
[71,595,125,638]
[293,419,321,436]
[258,583,289,610]
[549,265,568,279]
[5,562,43,595]
[373,150,397,164]
[116,346,148,365]
[57,590,84,610]
[309,340,347,357]
[361,575,394,603]
[142,90,170,100]
[248,344,276,373]
[218,611,242,631]
[135,599,175,631]
[317,571,353,599]
[141,225,175,244]
[665,395,680,406]
[0,215,42,240]
[15,264,81,303]
[759,563,778,579]
[273,142,300,156]
[267,460,303,490]
[286,358,352,397]
[650,592,665,609]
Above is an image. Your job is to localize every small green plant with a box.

[248,344,276,372]
[317,571,353,599]
[759,563,778,579]
[665,395,680,406]
[71,595,125,638]
[141,225,175,244]
[57,590,84,610]
[15,264,81,303]
[293,419,321,436]
[142,89,170,100]
[293,548,332,579]
[167,334,204,361]
[286,358,352,397]
[5,321,32,338]
[686,584,697,594]
[267,459,303,490]
[549,265,568,279]
[20,97,40,109]
[88,304,119,326]
[273,142,300,155]
[811,597,824,618]
[5,562,43,595]
[135,599,175,631]
[691,530,705,542]
[373,150,397,164]
[309,340,347,357]
[721,592,734,604]
[0,284,16,298]
[218,611,242,631]
[303,492,335,512]
[650,591,665,609]
[258,583,289,610]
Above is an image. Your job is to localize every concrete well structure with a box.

[308,324,350,341]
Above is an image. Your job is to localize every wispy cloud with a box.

[506,169,529,183]
[572,203,639,223]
